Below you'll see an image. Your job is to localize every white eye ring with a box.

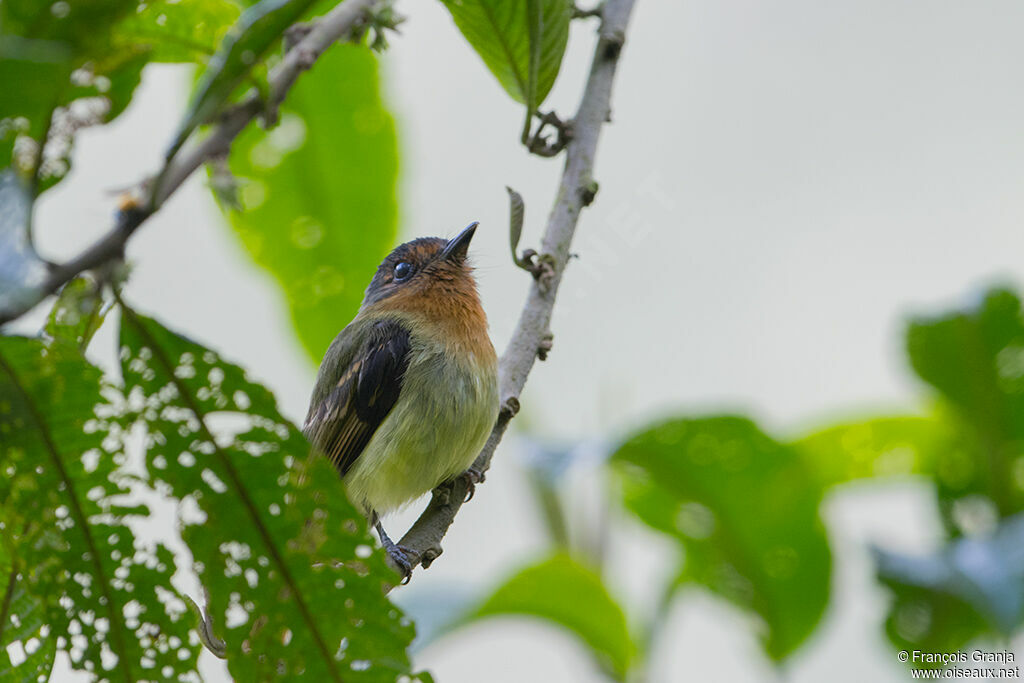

[394,261,413,282]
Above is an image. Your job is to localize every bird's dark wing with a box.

[303,319,411,477]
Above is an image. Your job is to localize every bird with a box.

[302,222,499,577]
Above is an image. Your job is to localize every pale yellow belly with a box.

[343,346,498,515]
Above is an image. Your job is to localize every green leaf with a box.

[506,185,525,264]
[0,37,73,140]
[224,44,398,363]
[0,0,140,184]
[469,554,634,680]
[0,540,56,683]
[113,0,241,63]
[0,335,200,680]
[874,513,1024,654]
[612,416,831,660]
[169,0,319,158]
[1,0,241,189]
[906,288,1024,516]
[117,303,419,681]
[793,415,954,487]
[44,277,109,351]
[0,0,138,53]
[439,0,571,109]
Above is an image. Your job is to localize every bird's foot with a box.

[460,466,486,503]
[376,521,415,583]
[383,543,415,584]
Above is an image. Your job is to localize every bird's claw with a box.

[376,520,415,583]
[383,540,415,583]
[460,467,486,502]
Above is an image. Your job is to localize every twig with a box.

[524,110,573,157]
[0,0,383,326]
[393,0,638,580]
[573,4,605,19]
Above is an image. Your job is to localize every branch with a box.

[0,0,383,326]
[394,0,638,578]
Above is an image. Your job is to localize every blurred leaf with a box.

[0,335,200,680]
[0,171,47,319]
[114,0,241,63]
[0,0,140,184]
[793,416,953,486]
[0,0,138,51]
[468,554,634,680]
[440,0,571,110]
[882,589,986,669]
[0,37,73,139]
[613,416,831,660]
[117,303,420,680]
[875,513,1024,655]
[907,288,1024,516]
[45,277,108,350]
[224,44,397,363]
[1,0,242,189]
[169,0,318,158]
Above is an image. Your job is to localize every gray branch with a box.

[394,0,638,579]
[0,0,382,325]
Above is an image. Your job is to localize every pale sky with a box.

[20,0,1024,680]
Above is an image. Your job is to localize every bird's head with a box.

[361,222,481,313]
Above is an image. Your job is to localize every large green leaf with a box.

[0,335,199,681]
[169,0,319,158]
[793,415,956,487]
[469,554,634,680]
[439,0,571,110]
[117,303,421,681]
[613,416,831,660]
[874,513,1024,657]
[906,288,1024,517]
[225,44,398,363]
[852,288,1024,659]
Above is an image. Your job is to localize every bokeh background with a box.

[17,0,1024,680]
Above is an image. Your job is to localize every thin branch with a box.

[394,0,638,579]
[0,0,383,326]
[524,109,573,158]
[573,4,605,20]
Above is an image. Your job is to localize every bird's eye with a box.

[393,261,413,282]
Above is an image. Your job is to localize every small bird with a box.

[303,222,499,575]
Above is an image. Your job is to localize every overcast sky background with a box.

[20,0,1024,680]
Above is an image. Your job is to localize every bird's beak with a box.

[441,221,478,262]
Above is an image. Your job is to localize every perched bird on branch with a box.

[303,222,499,577]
